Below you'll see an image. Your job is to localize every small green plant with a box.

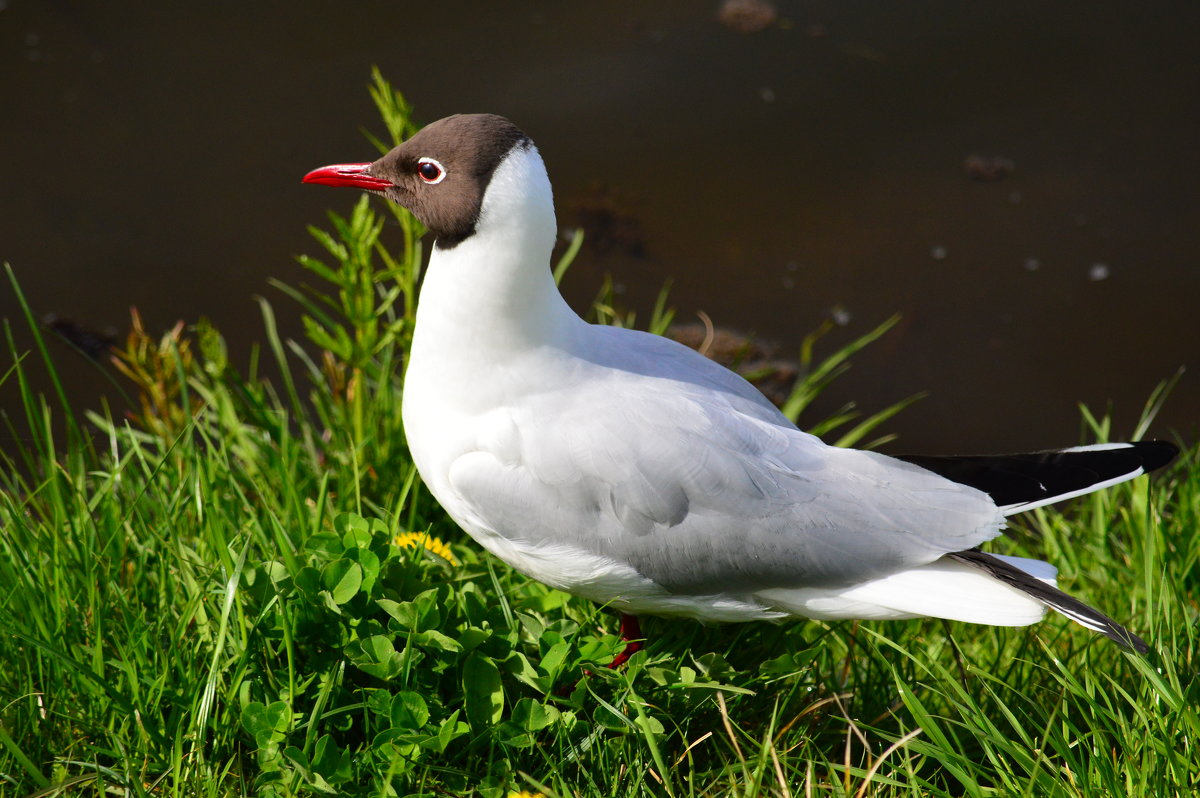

[109,307,201,439]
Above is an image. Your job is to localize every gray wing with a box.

[448,326,1004,592]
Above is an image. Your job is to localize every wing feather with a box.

[447,327,1005,594]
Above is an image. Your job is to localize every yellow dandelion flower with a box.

[392,531,459,565]
[506,792,545,798]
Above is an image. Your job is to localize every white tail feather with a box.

[758,554,1058,626]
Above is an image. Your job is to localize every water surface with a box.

[2,1,1196,452]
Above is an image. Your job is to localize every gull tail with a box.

[948,549,1149,653]
[759,552,1147,652]
[898,440,1178,515]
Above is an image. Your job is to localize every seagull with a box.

[304,113,1177,660]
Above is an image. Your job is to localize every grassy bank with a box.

[1,75,1196,797]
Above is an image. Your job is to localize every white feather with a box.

[758,554,1055,626]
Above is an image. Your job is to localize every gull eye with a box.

[416,157,446,184]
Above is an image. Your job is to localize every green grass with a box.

[1,73,1196,797]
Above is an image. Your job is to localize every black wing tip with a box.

[949,550,1151,655]
[1111,626,1151,655]
[1128,439,1180,473]
[897,439,1180,509]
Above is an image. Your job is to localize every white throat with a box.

[403,144,583,421]
[418,144,577,348]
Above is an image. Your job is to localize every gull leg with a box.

[606,613,645,669]
[554,612,646,696]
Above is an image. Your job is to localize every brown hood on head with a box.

[304,114,531,248]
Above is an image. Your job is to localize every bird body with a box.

[305,114,1176,652]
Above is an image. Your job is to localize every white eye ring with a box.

[416,157,447,184]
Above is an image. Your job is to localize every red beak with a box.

[302,163,394,190]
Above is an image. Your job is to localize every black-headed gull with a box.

[305,114,1176,659]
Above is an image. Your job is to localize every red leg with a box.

[606,613,644,669]
[554,613,645,695]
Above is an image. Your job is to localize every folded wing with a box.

[448,330,1005,594]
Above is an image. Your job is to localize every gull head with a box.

[303,113,534,249]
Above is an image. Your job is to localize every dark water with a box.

[2,1,1197,454]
